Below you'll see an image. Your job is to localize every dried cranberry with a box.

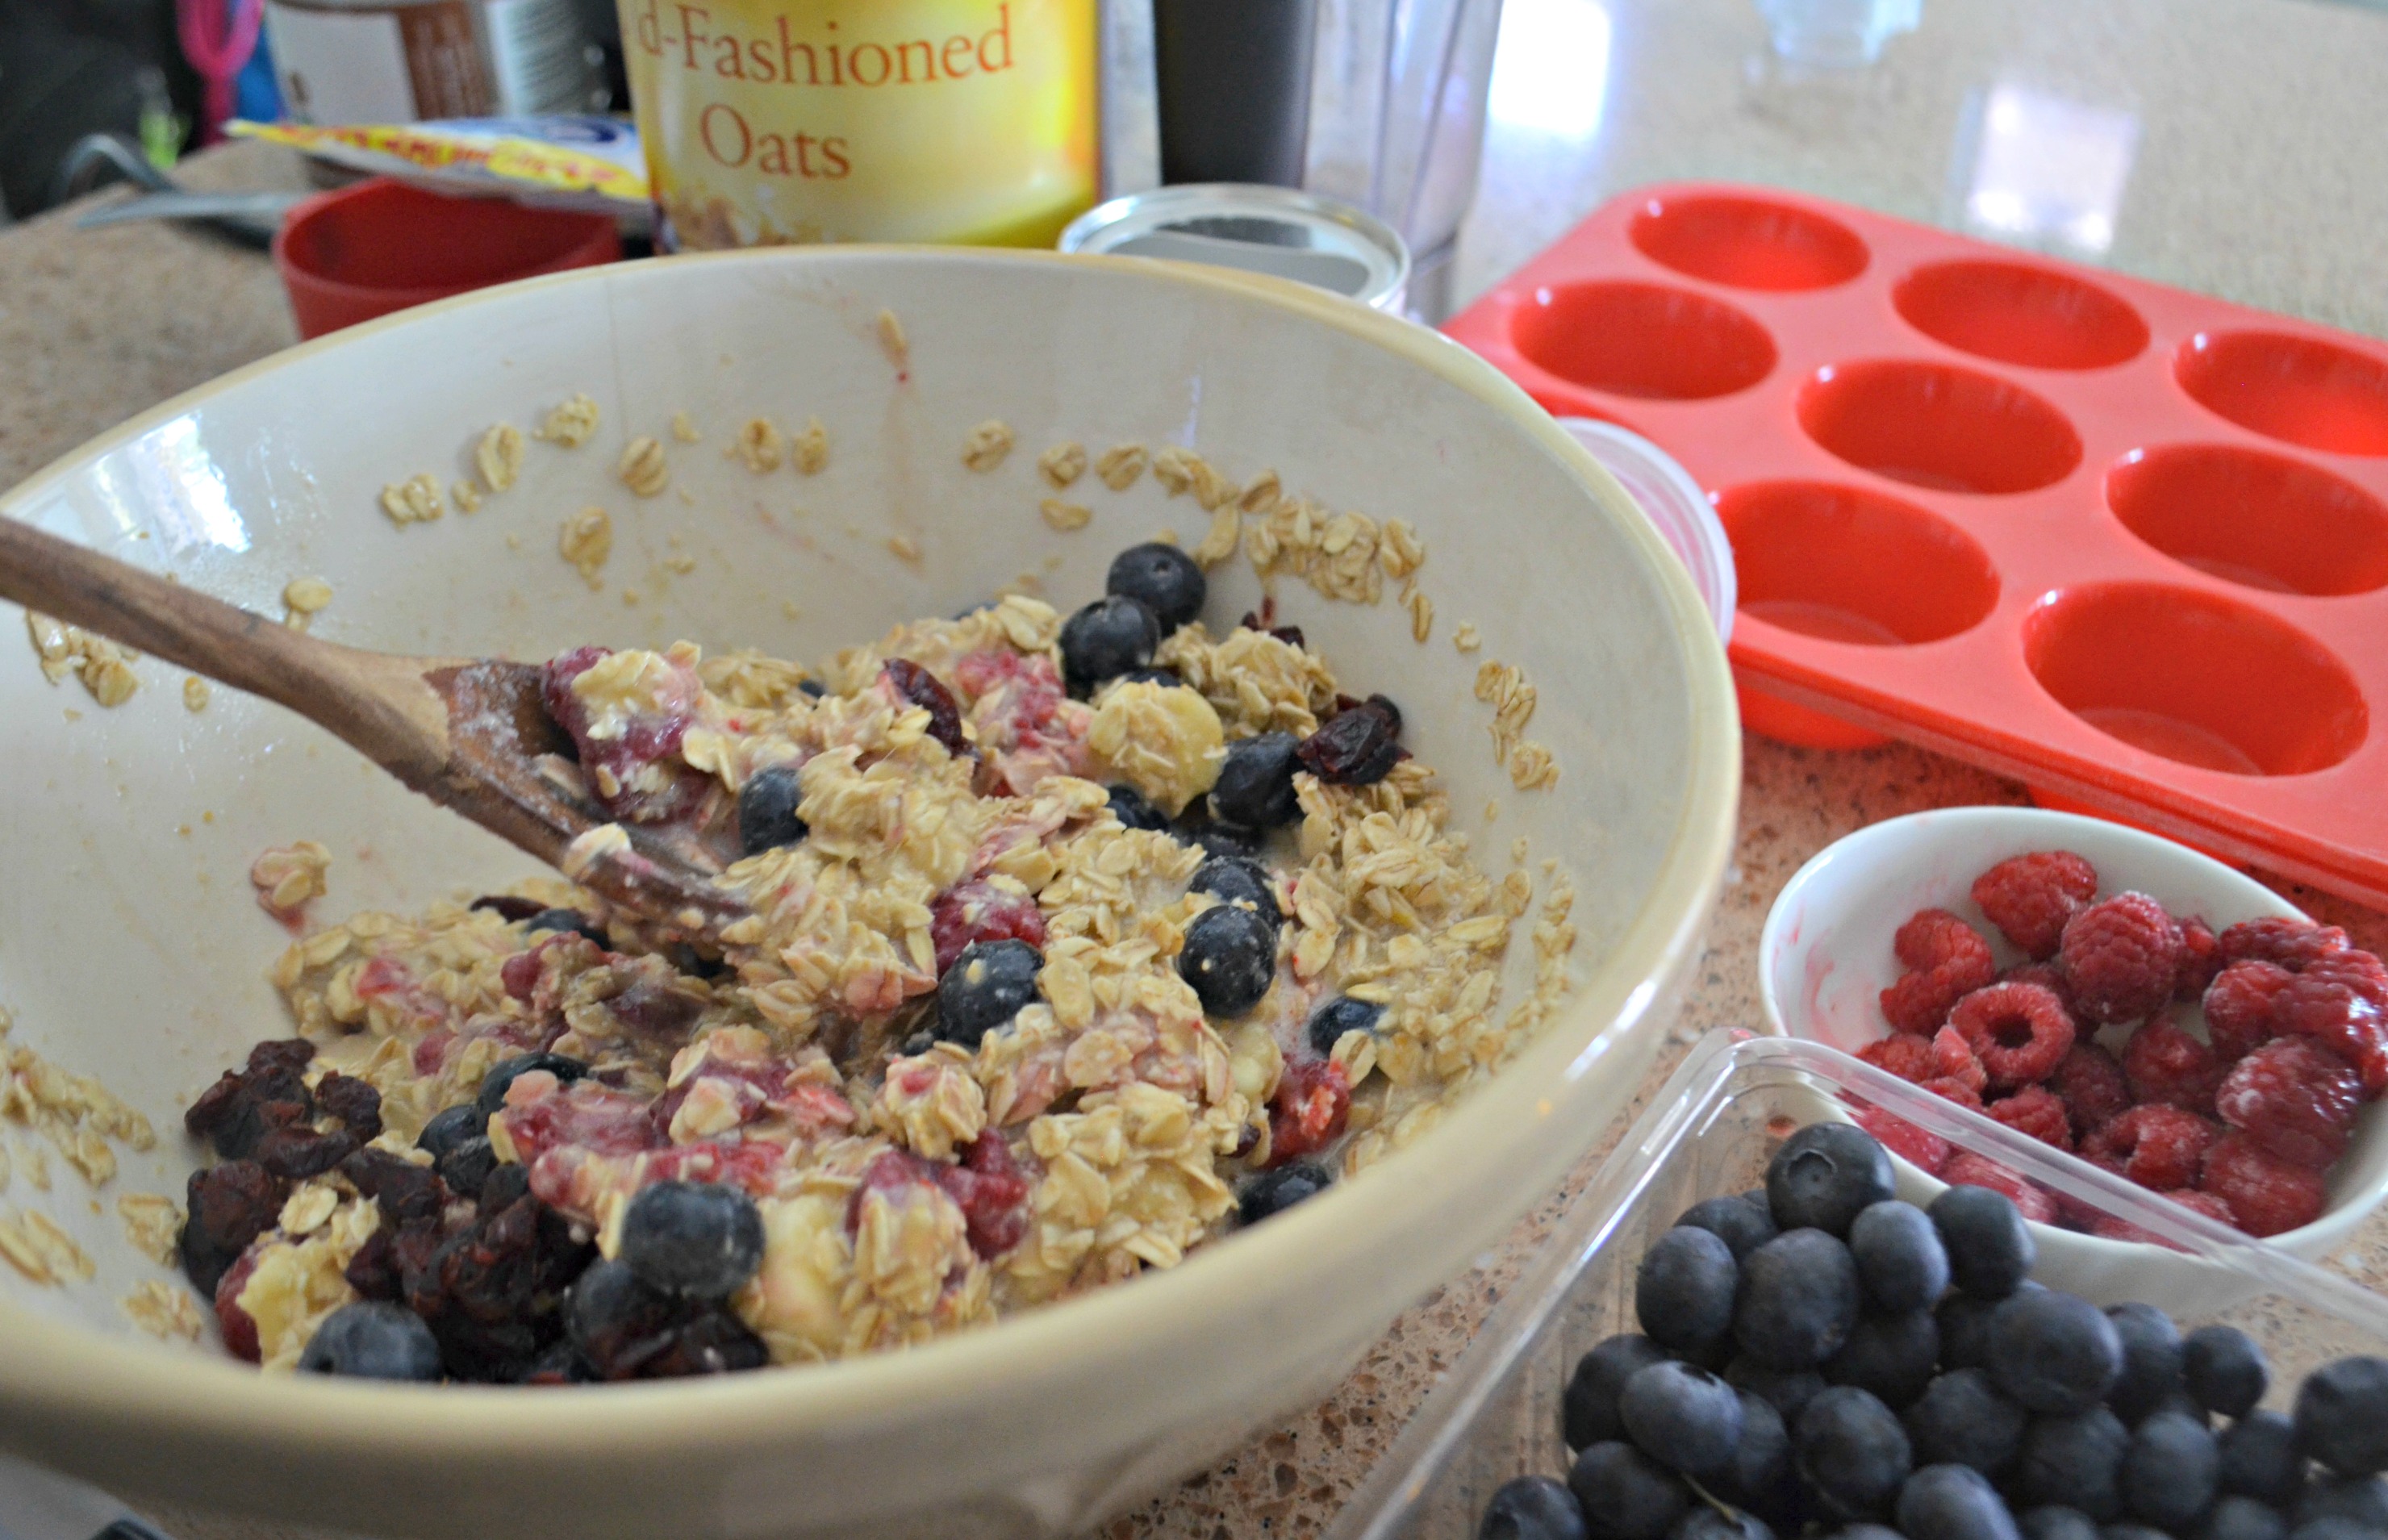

[179,1161,289,1296]
[409,1196,556,1380]
[1294,696,1405,786]
[253,1125,359,1180]
[882,658,969,756]
[311,1072,384,1141]
[214,1250,261,1362]
[247,1039,319,1075]
[342,1226,403,1301]
[340,1147,449,1225]
[182,1071,247,1145]
[470,895,548,921]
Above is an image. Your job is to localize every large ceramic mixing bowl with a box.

[0,249,1737,1540]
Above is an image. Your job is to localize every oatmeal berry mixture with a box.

[179,544,1546,1383]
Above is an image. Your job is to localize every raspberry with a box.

[929,881,1048,975]
[1850,1104,1952,1175]
[2219,916,2349,972]
[1881,912,1998,1036]
[2176,917,2224,1002]
[1972,851,2098,960]
[2002,961,2079,1019]
[1940,1153,2058,1223]
[2124,1016,2226,1115]
[1857,1034,1934,1083]
[2201,1131,2327,1237]
[2090,1191,2234,1246]
[2052,1042,2131,1135]
[2215,1038,2362,1169]
[2062,893,2185,1025]
[1897,908,1992,972]
[2085,1104,2220,1191]
[2277,971,2388,1096]
[1988,1086,2073,1150]
[1923,1077,1985,1112]
[2205,961,2295,1062]
[1932,1026,1989,1092]
[1949,983,2076,1090]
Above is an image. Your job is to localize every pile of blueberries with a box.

[1480,1122,2388,1540]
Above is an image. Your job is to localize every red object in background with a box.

[273,177,620,339]
[1442,182,2388,911]
[179,0,264,144]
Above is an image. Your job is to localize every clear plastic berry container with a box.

[1322,1032,2388,1540]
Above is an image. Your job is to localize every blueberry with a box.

[524,907,610,946]
[2013,1408,2131,1520]
[477,1160,532,1215]
[796,678,827,698]
[737,764,808,855]
[1735,1228,1861,1371]
[1798,1385,1913,1520]
[1680,1194,1780,1262]
[1568,1442,1689,1540]
[298,1300,443,1380]
[1480,1475,1589,1540]
[2190,1328,2273,1422]
[1931,1185,2037,1300]
[1107,542,1207,631]
[1940,1292,2005,1371]
[1826,1309,1940,1409]
[416,1103,486,1161]
[1898,1463,2023,1540]
[619,1180,765,1300]
[1850,1200,1951,1314]
[2019,1508,2103,1540]
[1637,1226,1739,1354]
[1059,595,1161,692]
[1118,666,1184,688]
[1209,732,1302,829]
[2105,1304,2186,1425]
[2222,1411,2308,1508]
[1729,1358,1829,1429]
[2123,1409,2221,1529]
[1723,1388,1801,1521]
[1768,1124,1895,1237]
[516,1339,599,1385]
[1907,1369,2029,1475]
[1192,855,1281,925]
[1238,1162,1329,1225]
[937,937,1043,1047]
[1621,1360,1744,1478]
[1179,904,1277,1016]
[2298,1477,2388,1531]
[1835,1528,1911,1540]
[2290,1521,2385,1540]
[477,1052,587,1115]
[1672,1513,1775,1540]
[1108,783,1173,832]
[435,1137,499,1200]
[1568,1334,1672,1450]
[2103,1525,2175,1540]
[1990,1291,2124,1415]
[2202,1496,2290,1540]
[1307,995,1384,1058]
[563,1258,682,1375]
[2298,1358,2388,1479]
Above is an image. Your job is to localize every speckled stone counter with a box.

[6,1,2388,1535]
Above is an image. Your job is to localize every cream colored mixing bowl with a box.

[0,249,1737,1540]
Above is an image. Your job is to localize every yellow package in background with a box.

[620,0,1098,249]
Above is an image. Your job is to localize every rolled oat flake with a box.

[1059,183,1411,314]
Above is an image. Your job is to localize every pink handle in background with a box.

[177,0,264,145]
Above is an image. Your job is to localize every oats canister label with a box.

[621,0,1098,249]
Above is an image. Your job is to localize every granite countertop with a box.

[5,1,2387,1537]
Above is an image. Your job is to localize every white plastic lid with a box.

[1557,418,1736,645]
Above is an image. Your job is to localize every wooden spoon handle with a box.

[0,514,449,782]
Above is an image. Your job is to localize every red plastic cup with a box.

[273,177,621,340]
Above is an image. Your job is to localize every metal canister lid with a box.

[1059,183,1412,314]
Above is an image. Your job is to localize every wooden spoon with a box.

[0,515,745,937]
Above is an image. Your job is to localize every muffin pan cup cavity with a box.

[1446,182,2388,908]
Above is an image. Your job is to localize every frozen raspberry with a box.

[2086,1104,2220,1190]
[1940,1153,2059,1223]
[2090,1190,2235,1246]
[1949,982,2076,1090]
[1988,1086,2073,1150]
[2176,917,2224,1002]
[2205,961,2295,1062]
[2124,1016,2227,1115]
[2277,971,2388,1096]
[2215,1038,2363,1170]
[929,881,1048,975]
[1881,911,1998,1035]
[1922,1077,1984,1112]
[1898,908,1989,972]
[1849,1104,1951,1175]
[1972,850,2098,960]
[2002,961,2079,1019]
[2219,916,2349,972]
[1857,1034,1935,1083]
[2201,1131,2327,1237]
[1932,1026,1989,1092]
[1267,1059,1351,1166]
[2052,1042,2131,1136]
[2062,893,2185,1025]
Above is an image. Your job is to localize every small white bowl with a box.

[1760,805,2388,1309]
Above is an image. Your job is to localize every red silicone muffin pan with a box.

[1443,183,2388,910]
